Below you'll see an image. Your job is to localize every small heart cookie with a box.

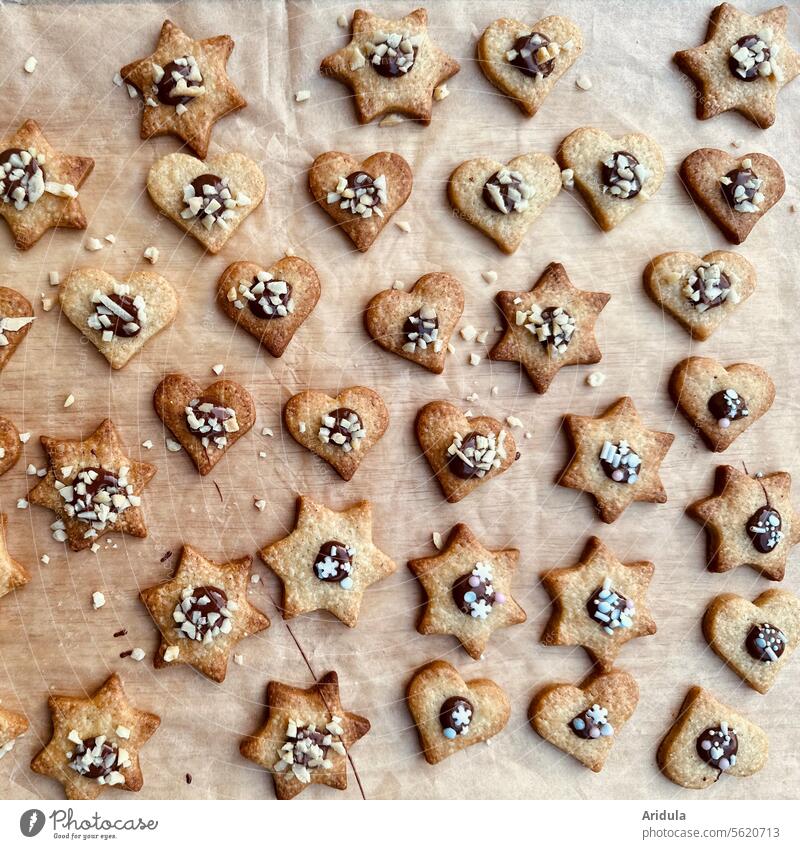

[0,416,20,477]
[670,356,774,452]
[153,374,256,475]
[407,660,510,765]
[558,127,665,231]
[216,257,321,358]
[0,287,34,372]
[530,669,639,773]
[365,272,464,373]
[477,17,584,117]
[147,151,265,254]
[681,149,784,243]
[308,151,412,252]
[284,387,389,481]
[644,250,756,340]
[59,268,178,369]
[448,154,561,254]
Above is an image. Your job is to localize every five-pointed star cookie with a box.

[690,465,800,581]
[28,419,157,552]
[0,704,28,762]
[558,397,675,523]
[31,673,160,800]
[140,544,270,683]
[240,670,370,800]
[541,536,657,671]
[490,262,610,393]
[319,8,460,124]
[260,496,396,628]
[120,19,246,158]
[408,523,526,659]
[0,514,29,604]
[674,3,800,128]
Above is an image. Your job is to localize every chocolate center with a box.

[685,263,732,310]
[370,32,418,77]
[69,736,120,780]
[187,173,227,221]
[747,506,783,553]
[93,293,142,338]
[586,579,635,635]
[696,724,738,771]
[156,56,204,105]
[745,622,787,662]
[403,307,438,349]
[0,147,46,206]
[570,704,614,740]
[729,34,771,81]
[174,585,229,641]
[707,389,748,428]
[482,168,532,214]
[185,398,237,450]
[452,571,496,617]
[601,150,643,199]
[247,276,293,320]
[313,540,354,588]
[439,696,473,740]
[509,32,555,78]
[599,440,641,484]
[447,430,506,480]
[319,408,364,451]
[721,168,763,212]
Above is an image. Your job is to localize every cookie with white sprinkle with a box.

[0,513,29,604]
[0,704,28,763]
[0,287,35,372]
[0,417,21,478]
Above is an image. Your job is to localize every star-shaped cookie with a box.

[0,514,29,604]
[28,419,157,552]
[240,671,370,800]
[558,397,675,523]
[140,544,270,683]
[319,8,460,124]
[260,496,396,628]
[490,262,610,393]
[689,465,800,581]
[120,19,246,158]
[30,673,160,800]
[0,704,28,762]
[541,536,657,671]
[674,3,800,128]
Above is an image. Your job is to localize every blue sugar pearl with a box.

[572,718,586,731]
[443,728,457,740]
[340,577,354,590]
[464,591,477,603]
[600,724,614,737]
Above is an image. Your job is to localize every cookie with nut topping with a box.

[0,287,35,372]
[0,704,28,763]
[0,514,29,605]
[0,417,21,478]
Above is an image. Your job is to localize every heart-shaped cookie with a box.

[407,660,510,765]
[477,17,584,117]
[153,374,255,475]
[365,273,464,374]
[147,151,265,254]
[216,257,321,358]
[530,669,639,772]
[283,387,389,481]
[558,127,665,231]
[416,401,517,503]
[681,149,785,244]
[670,356,774,452]
[0,416,20,477]
[448,154,561,253]
[704,589,800,694]
[0,287,34,372]
[644,250,756,340]
[59,268,178,369]
[308,151,412,252]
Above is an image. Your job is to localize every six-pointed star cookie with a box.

[140,544,270,683]
[541,536,657,671]
[31,673,160,801]
[0,514,30,604]
[120,19,246,158]
[0,704,28,762]
[490,262,610,393]
[240,670,370,800]
[28,419,157,552]
[320,8,460,124]
[408,524,526,659]
[674,3,800,128]
[558,397,675,523]
[260,496,396,627]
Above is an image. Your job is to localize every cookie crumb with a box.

[19,432,31,444]
[586,371,606,388]
[48,271,60,286]
[525,431,533,439]
[447,342,456,354]
[491,386,499,396]
[481,270,498,285]
[261,427,273,437]
[166,438,182,452]
[466,392,479,403]
[104,233,116,244]
[337,13,348,27]
[85,237,103,252]
[233,653,244,666]
[731,139,744,148]
[469,353,481,366]
[391,279,404,290]
[142,439,153,450]
[476,330,489,344]
[130,648,146,662]
[561,168,575,189]
[63,394,75,408]
[254,498,266,511]
[258,451,267,459]
[432,531,443,550]
[23,56,37,74]
[460,325,477,341]
[211,363,224,375]
[41,554,50,565]
[163,645,180,663]
[576,74,593,91]
[434,83,450,101]
[295,89,311,103]
[506,416,524,428]
[143,246,159,264]
[91,543,100,553]
[395,220,411,233]
[92,591,106,609]
[41,294,55,311]
[379,113,404,127]
[16,498,27,510]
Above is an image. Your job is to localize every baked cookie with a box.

[681,149,784,243]
[448,154,561,254]
[283,387,388,481]
[644,250,756,340]
[477,16,584,117]
[0,514,30,604]
[704,589,800,694]
[364,272,463,373]
[670,356,774,452]
[490,262,610,393]
[558,127,665,231]
[216,257,321,358]
[319,8,459,124]
[140,543,270,683]
[0,119,93,251]
[689,465,800,581]
[558,397,674,524]
[0,286,35,372]
[308,151,412,252]
[30,673,160,800]
[408,523,526,660]
[147,151,265,254]
[416,401,518,503]
[28,419,156,552]
[240,671,370,800]
[0,705,28,762]
[153,374,255,476]
[59,268,178,370]
[657,686,768,789]
[674,3,800,128]
[407,660,510,765]
[120,19,246,158]
[529,669,639,773]
[0,416,21,477]
[260,495,396,628]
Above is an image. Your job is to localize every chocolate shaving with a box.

[119,649,133,658]
[113,629,128,638]
[160,550,173,563]
[214,481,223,502]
